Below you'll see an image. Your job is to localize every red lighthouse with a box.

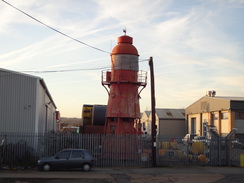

[102,33,147,134]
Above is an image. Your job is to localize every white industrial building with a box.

[141,111,150,134]
[0,68,58,133]
[141,108,187,137]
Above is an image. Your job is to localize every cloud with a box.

[214,76,244,87]
[0,4,18,34]
[0,34,67,67]
[94,0,170,28]
[0,0,243,117]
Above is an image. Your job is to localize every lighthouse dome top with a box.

[111,35,139,56]
[118,35,133,44]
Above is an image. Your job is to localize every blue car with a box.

[37,149,94,172]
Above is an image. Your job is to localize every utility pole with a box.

[149,56,157,167]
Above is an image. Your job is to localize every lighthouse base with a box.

[104,117,142,135]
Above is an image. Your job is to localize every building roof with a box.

[0,67,40,79]
[186,95,244,114]
[39,79,57,109]
[211,96,244,101]
[155,108,185,119]
[0,67,57,108]
[188,96,244,108]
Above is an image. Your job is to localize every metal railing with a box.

[0,132,152,168]
[156,136,244,167]
[0,132,243,169]
[101,70,147,86]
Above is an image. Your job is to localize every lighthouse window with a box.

[110,117,118,122]
[122,118,131,122]
[110,125,116,134]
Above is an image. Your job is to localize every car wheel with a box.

[82,163,91,172]
[43,163,51,172]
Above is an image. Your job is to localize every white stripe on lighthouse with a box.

[112,54,138,71]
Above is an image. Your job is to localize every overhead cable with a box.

[21,66,110,73]
[139,59,150,62]
[2,0,110,54]
[20,59,149,73]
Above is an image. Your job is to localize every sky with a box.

[0,0,244,118]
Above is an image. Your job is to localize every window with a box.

[71,150,84,158]
[235,111,244,119]
[110,125,116,134]
[203,122,208,137]
[241,112,244,119]
[122,118,131,122]
[57,150,71,159]
[110,117,118,122]
[235,112,238,119]
[221,112,228,119]
[142,122,146,130]
[166,112,172,116]
[191,118,196,134]
[213,113,218,120]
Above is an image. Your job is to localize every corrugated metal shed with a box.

[0,68,57,133]
[155,108,185,119]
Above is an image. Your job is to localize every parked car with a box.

[37,149,94,172]
[182,134,197,144]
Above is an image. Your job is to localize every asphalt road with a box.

[0,166,244,183]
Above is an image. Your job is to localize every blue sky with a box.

[1,0,244,117]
